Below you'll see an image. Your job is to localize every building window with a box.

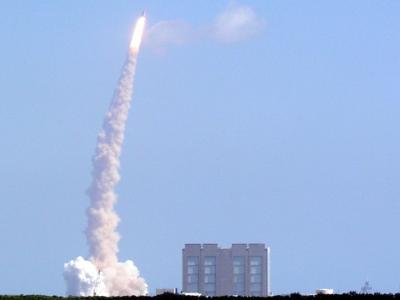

[204,265,216,274]
[204,256,216,265]
[203,256,216,296]
[204,274,216,283]
[187,283,198,292]
[249,256,262,296]
[188,265,198,274]
[250,283,262,295]
[204,283,216,296]
[250,274,261,283]
[250,256,262,266]
[188,256,199,266]
[188,274,198,283]
[187,256,199,292]
[233,256,245,295]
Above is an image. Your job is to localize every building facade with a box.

[182,243,270,296]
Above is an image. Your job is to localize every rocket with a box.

[129,12,146,53]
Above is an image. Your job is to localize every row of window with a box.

[203,257,216,296]
[233,256,245,295]
[187,255,264,296]
[187,256,217,295]
[188,256,262,267]
[187,256,199,293]
[249,256,262,296]
[188,274,217,283]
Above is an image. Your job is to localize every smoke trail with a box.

[64,16,147,296]
[86,48,137,270]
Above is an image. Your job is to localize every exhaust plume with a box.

[63,15,148,296]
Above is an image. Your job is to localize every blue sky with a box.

[1,0,400,295]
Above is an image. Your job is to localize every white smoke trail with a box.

[86,50,137,270]
[64,16,148,296]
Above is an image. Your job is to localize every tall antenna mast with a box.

[93,269,102,296]
[361,281,372,294]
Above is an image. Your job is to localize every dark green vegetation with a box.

[2,294,400,300]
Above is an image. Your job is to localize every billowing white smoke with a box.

[64,257,146,296]
[64,257,108,296]
[64,16,148,297]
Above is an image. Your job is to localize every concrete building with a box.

[182,243,270,297]
[155,288,178,295]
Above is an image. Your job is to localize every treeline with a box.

[2,293,400,300]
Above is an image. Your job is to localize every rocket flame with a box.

[130,16,146,53]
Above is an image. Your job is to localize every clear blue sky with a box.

[1,0,399,296]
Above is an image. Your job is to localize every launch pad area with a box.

[1,293,399,300]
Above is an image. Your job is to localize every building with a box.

[182,243,270,297]
[155,288,178,295]
[316,289,334,295]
